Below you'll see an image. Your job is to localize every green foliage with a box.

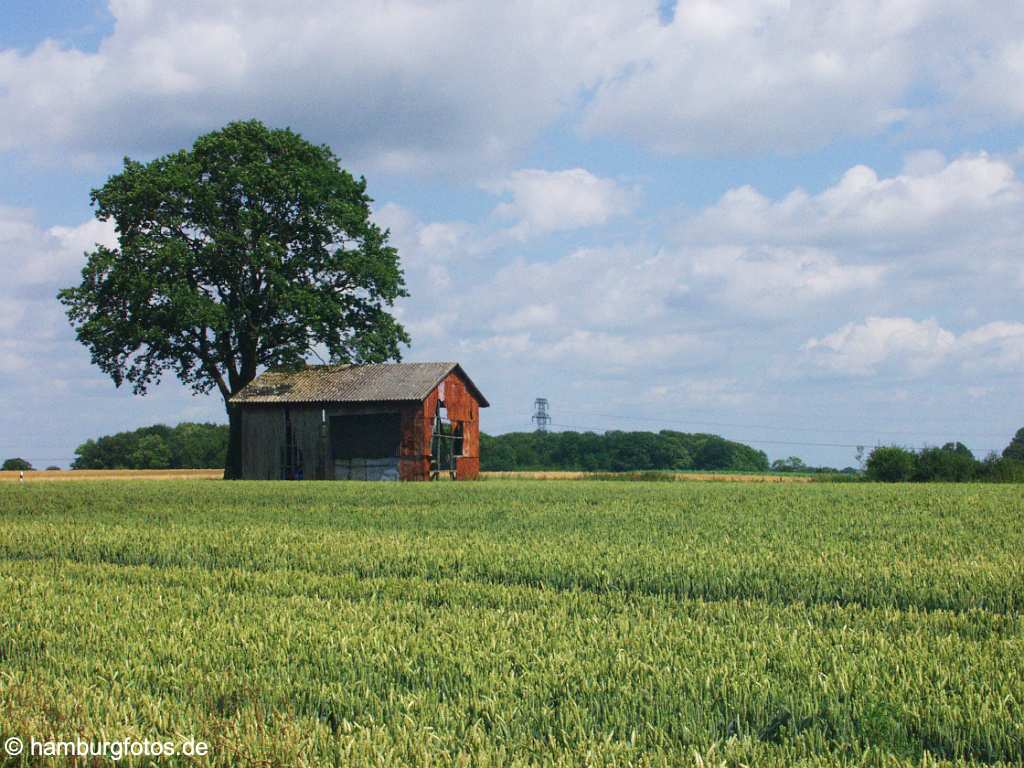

[913,444,978,482]
[978,455,1024,483]
[72,422,228,469]
[863,443,1024,484]
[1002,427,1024,461]
[479,430,768,472]
[692,437,734,470]
[1,457,32,471]
[0,481,1022,766]
[58,120,409,476]
[865,446,917,482]
[771,456,807,472]
[864,444,921,481]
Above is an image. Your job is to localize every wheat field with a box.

[1,480,1020,766]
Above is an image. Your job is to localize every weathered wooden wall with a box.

[290,407,325,480]
[241,406,324,480]
[240,407,285,480]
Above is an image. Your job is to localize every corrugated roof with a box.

[230,362,489,407]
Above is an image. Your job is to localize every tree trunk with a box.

[224,404,244,479]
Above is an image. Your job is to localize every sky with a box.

[1,0,1023,468]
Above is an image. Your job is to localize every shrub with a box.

[913,446,977,482]
[1002,428,1024,461]
[979,457,1024,483]
[865,446,916,482]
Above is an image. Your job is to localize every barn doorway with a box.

[329,412,401,480]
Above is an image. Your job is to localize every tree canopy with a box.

[865,443,1024,483]
[480,430,769,473]
[59,120,409,477]
[1003,428,1024,461]
[2,458,33,471]
[72,423,229,470]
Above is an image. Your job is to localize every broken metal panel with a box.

[456,457,480,479]
[435,370,481,481]
[334,457,400,481]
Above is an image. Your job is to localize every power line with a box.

[489,402,1014,452]
[544,422,1003,456]
[552,407,1015,441]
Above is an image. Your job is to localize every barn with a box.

[229,362,488,481]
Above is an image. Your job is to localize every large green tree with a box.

[59,121,409,478]
[1003,428,1024,461]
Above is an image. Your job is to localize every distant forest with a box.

[61,423,1024,480]
[72,423,228,470]
[67,423,770,473]
[480,431,769,472]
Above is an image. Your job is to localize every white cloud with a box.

[486,168,638,241]
[538,329,702,369]
[581,1,1024,154]
[687,152,1024,249]
[690,246,884,316]
[675,152,1024,318]
[2,3,1024,168]
[0,207,115,285]
[802,316,956,376]
[466,329,704,371]
[490,303,560,333]
[644,378,751,408]
[959,322,1024,373]
[801,317,1024,378]
[373,202,473,319]
[0,1,651,171]
[582,1,916,153]
[0,209,117,385]
[483,245,689,332]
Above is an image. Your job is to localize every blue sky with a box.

[2,1,1023,468]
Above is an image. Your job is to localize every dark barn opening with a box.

[330,413,401,458]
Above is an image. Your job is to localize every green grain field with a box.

[1,480,1022,766]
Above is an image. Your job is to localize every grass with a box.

[1,480,1021,766]
[481,470,813,482]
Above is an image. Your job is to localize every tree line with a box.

[6,425,1023,479]
[480,431,769,472]
[864,431,1024,483]
[69,423,229,470]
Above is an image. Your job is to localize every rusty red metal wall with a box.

[397,370,482,481]
[442,371,481,480]
[398,398,428,481]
